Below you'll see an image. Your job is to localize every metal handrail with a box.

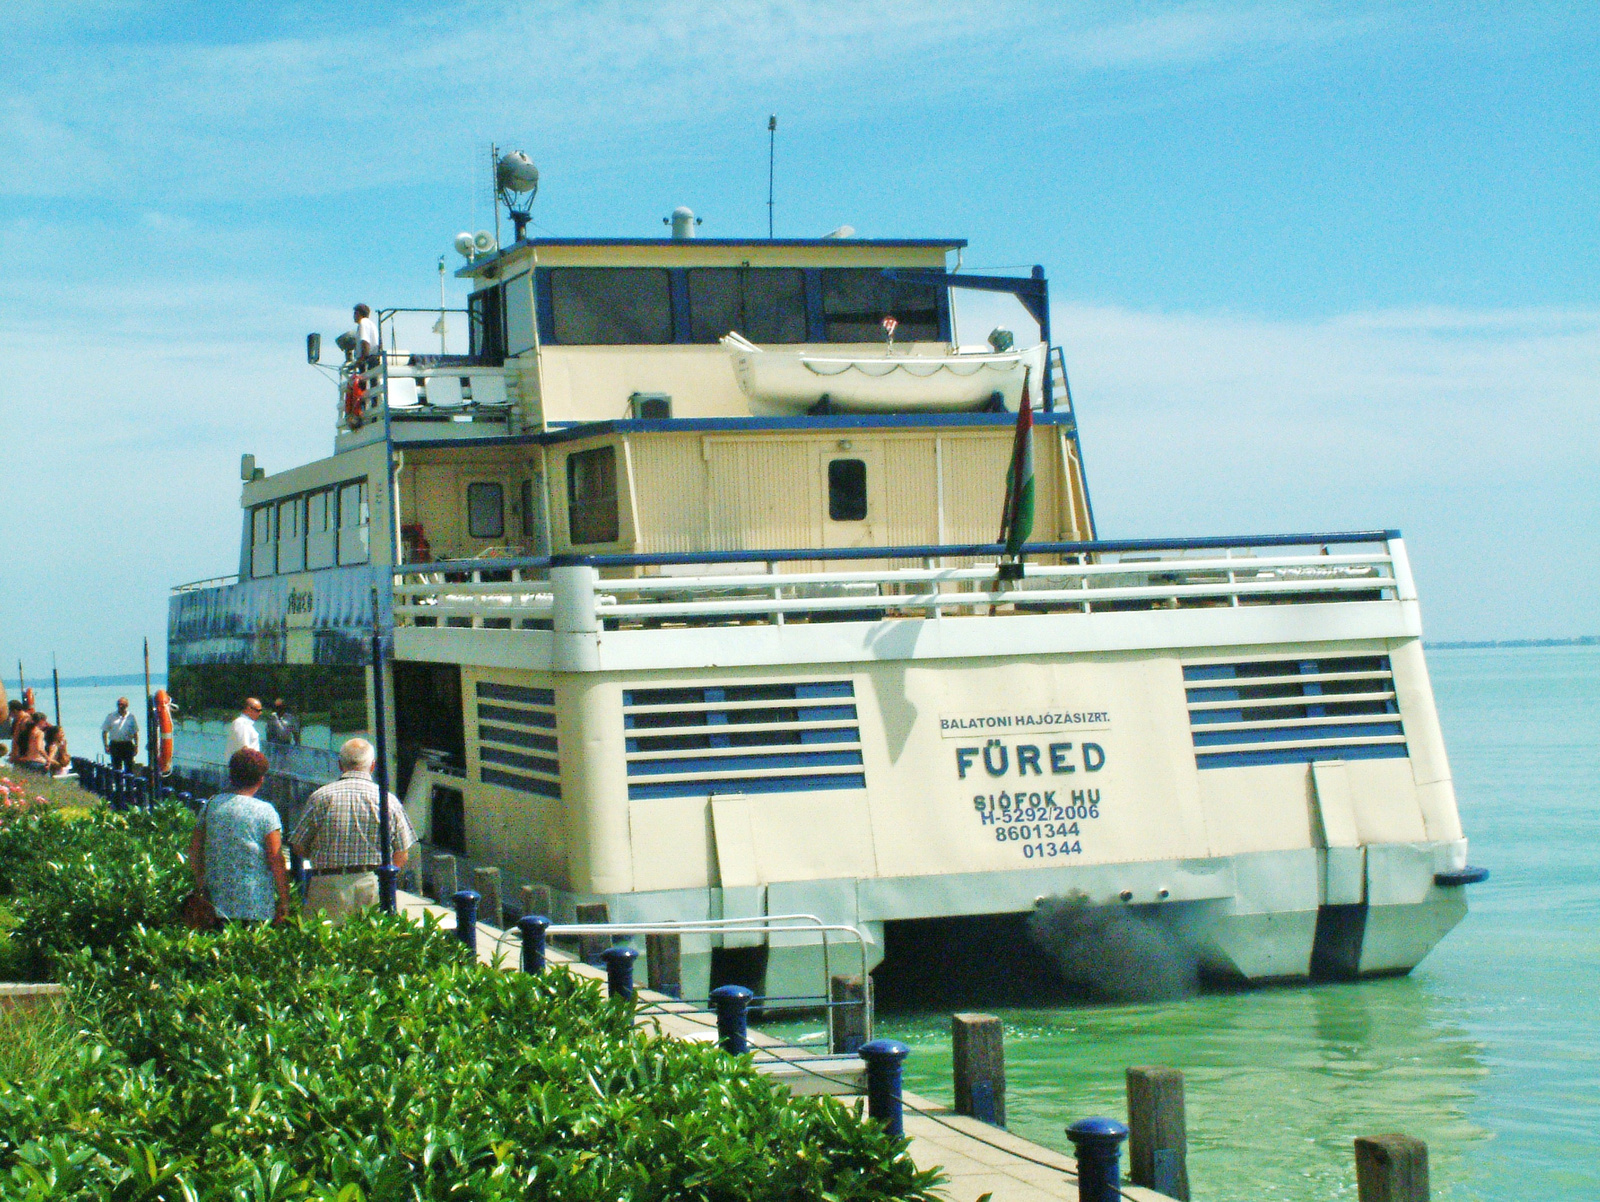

[171,574,240,593]
[540,913,873,1038]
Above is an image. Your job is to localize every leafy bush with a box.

[0,915,941,1201]
[0,803,193,981]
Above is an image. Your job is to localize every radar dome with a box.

[496,151,540,196]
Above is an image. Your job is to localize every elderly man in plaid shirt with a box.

[292,737,416,923]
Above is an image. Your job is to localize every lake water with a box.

[875,647,1599,1199]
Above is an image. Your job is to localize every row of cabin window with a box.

[469,267,945,360]
[250,481,369,577]
[558,447,870,548]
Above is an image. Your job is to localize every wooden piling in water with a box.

[951,1013,1006,1126]
[646,931,682,996]
[430,853,457,905]
[472,866,502,928]
[575,902,610,963]
[1126,1065,1190,1201]
[1355,1134,1429,1202]
[829,975,868,1054]
[520,883,552,920]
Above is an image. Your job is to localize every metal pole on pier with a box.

[143,639,156,802]
[50,654,61,735]
[369,586,397,913]
[767,115,777,239]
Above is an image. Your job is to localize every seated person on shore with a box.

[44,724,70,777]
[16,714,50,772]
[5,700,23,764]
[189,748,292,926]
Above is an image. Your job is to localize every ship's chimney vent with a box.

[665,206,701,239]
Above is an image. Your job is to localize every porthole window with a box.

[827,458,868,522]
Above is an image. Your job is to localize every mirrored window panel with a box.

[550,269,673,345]
[687,268,807,344]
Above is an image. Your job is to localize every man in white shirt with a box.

[101,697,140,773]
[353,304,380,360]
[226,697,263,759]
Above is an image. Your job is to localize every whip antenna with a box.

[767,115,777,239]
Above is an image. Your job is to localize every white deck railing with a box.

[340,357,512,431]
[392,536,1413,631]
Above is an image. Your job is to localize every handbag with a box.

[178,888,221,932]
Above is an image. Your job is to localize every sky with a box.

[0,0,1595,680]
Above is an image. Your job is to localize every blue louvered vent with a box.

[1183,655,1407,770]
[623,681,865,800]
[476,681,561,799]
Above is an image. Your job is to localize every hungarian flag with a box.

[998,371,1035,556]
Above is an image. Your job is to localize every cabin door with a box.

[817,443,883,548]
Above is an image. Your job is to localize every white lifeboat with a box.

[721,332,1045,414]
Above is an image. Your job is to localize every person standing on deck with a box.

[226,698,263,759]
[291,738,415,924]
[101,697,139,773]
[354,304,380,361]
[266,698,301,747]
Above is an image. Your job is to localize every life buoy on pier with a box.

[343,372,367,428]
[154,689,174,776]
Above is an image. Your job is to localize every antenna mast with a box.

[767,115,777,239]
[490,142,502,250]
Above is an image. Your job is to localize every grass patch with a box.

[0,769,100,812]
[0,1002,78,1081]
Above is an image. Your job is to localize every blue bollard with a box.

[519,915,550,974]
[710,984,754,1054]
[1067,1117,1129,1202]
[859,1039,912,1139]
[600,946,639,999]
[453,889,480,954]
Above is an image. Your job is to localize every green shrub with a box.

[0,915,942,1201]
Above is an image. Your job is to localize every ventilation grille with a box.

[476,681,560,798]
[1183,655,1407,769]
[623,681,865,800]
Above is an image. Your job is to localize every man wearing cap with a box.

[291,737,415,924]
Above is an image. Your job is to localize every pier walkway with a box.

[399,889,1176,1202]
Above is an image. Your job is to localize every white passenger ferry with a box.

[168,170,1483,997]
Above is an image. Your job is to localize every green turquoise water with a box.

[877,647,1600,1200]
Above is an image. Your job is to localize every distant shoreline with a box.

[1427,637,1598,650]
[4,673,169,691]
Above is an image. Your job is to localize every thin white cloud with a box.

[0,0,1383,202]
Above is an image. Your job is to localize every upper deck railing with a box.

[391,531,1412,631]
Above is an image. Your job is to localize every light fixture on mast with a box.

[495,150,540,242]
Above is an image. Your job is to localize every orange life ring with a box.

[155,689,174,775]
[344,372,367,428]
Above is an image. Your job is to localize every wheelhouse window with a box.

[567,447,619,544]
[827,458,868,521]
[469,284,506,363]
[821,269,940,343]
[337,480,369,565]
[276,497,304,574]
[687,268,807,343]
[467,482,505,540]
[503,271,535,357]
[250,505,276,577]
[306,489,336,570]
[549,269,673,345]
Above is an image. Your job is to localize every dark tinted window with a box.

[821,269,940,343]
[687,268,807,343]
[469,284,505,362]
[827,458,868,521]
[550,269,673,344]
[568,447,619,544]
[467,482,505,539]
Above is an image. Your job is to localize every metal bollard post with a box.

[600,946,639,999]
[519,915,550,975]
[1067,1118,1130,1202]
[710,984,753,1054]
[452,889,480,954]
[859,1039,912,1139]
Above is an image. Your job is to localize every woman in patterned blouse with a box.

[189,748,292,924]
